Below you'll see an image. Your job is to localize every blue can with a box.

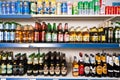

[0,1,2,15]
[10,1,16,14]
[23,1,29,14]
[16,1,23,14]
[6,1,11,14]
[2,1,6,15]
[61,2,67,15]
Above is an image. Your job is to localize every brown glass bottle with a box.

[40,22,46,42]
[64,23,69,43]
[34,22,40,43]
[81,27,89,43]
[57,23,63,43]
[15,25,22,43]
[76,27,82,43]
[28,25,34,43]
[22,25,29,43]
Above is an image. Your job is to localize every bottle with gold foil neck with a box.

[90,27,98,43]
[76,27,82,43]
[23,25,29,43]
[28,25,34,43]
[15,24,22,43]
[69,27,76,43]
[81,27,89,43]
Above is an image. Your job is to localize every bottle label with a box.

[46,32,51,42]
[115,30,119,39]
[69,36,74,42]
[115,57,119,66]
[34,32,39,42]
[109,57,113,66]
[1,64,6,74]
[52,33,57,42]
[7,64,12,74]
[44,65,48,75]
[33,70,38,73]
[10,31,15,41]
[76,35,82,42]
[84,66,90,74]
[79,65,84,75]
[92,35,98,42]
[90,66,96,74]
[0,31,3,41]
[50,66,54,75]
[42,31,45,42]
[58,33,63,42]
[64,33,69,42]
[97,65,102,75]
[83,36,89,42]
[27,70,32,73]
[55,66,60,75]
[108,70,113,72]
[39,57,43,64]
[102,64,107,74]
[61,66,67,75]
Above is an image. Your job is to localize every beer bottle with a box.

[10,22,16,43]
[113,22,119,43]
[41,22,46,42]
[114,53,120,77]
[90,27,98,43]
[108,21,114,43]
[27,53,35,76]
[0,51,3,74]
[43,53,49,76]
[64,23,69,43]
[46,23,52,42]
[57,23,63,43]
[78,52,84,76]
[90,54,96,77]
[33,54,39,76]
[52,23,57,43]
[7,52,13,75]
[55,52,60,76]
[49,53,55,76]
[108,54,114,77]
[0,22,3,42]
[81,27,89,43]
[39,53,44,75]
[84,54,90,76]
[22,25,28,43]
[76,27,82,43]
[28,25,34,43]
[69,27,76,43]
[61,53,67,76]
[72,56,79,77]
[104,22,108,43]
[34,22,40,43]
[1,52,7,75]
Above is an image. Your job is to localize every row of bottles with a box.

[0,21,120,43]
[0,51,67,76]
[72,52,120,77]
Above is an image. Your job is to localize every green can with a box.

[30,1,37,14]
[89,1,94,14]
[78,1,83,15]
[72,2,78,15]
[94,5,100,14]
[83,1,89,15]
[94,0,100,6]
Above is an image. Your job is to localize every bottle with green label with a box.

[52,23,57,43]
[72,2,78,15]
[46,23,52,42]
[89,1,94,15]
[78,0,83,15]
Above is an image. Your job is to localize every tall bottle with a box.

[28,25,34,43]
[57,23,63,43]
[10,22,16,43]
[40,22,46,42]
[84,54,90,76]
[0,22,4,42]
[76,27,82,43]
[78,52,84,76]
[34,22,40,43]
[46,23,52,42]
[90,54,96,77]
[55,52,60,76]
[52,23,57,42]
[39,53,44,75]
[64,23,69,43]
[69,27,76,43]
[72,56,79,77]
[81,27,89,43]
[33,54,39,76]
[22,25,28,43]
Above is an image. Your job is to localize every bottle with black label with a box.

[7,52,13,75]
[49,53,55,76]
[1,52,7,75]
[27,53,34,76]
[108,54,114,77]
[33,54,39,76]
[114,53,120,77]
[61,53,67,76]
[84,54,90,77]
[55,52,60,76]
[90,54,96,77]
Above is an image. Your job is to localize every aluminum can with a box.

[6,1,11,14]
[2,1,6,15]
[23,1,30,14]
[0,1,2,15]
[10,1,16,14]
[61,2,67,15]
[57,2,61,15]
[78,1,83,15]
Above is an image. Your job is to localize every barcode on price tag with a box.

[1,78,6,80]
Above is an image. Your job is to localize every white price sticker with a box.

[1,78,6,80]
[29,79,36,80]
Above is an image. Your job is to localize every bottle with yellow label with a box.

[90,27,98,43]
[76,27,82,43]
[72,56,79,77]
[95,53,101,64]
[69,27,76,43]
[102,63,107,77]
[96,62,102,77]
[81,27,89,43]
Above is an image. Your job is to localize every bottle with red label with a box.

[64,23,69,43]
[78,52,84,76]
[40,22,46,42]
[34,22,40,43]
[57,23,63,43]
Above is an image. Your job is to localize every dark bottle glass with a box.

[39,53,44,75]
[84,54,90,77]
[33,54,39,76]
[64,23,69,43]
[107,54,114,77]
[55,52,60,76]
[57,23,63,43]
[7,52,13,75]
[113,23,119,43]
[78,52,84,76]
[113,53,120,77]
[90,54,96,77]
[40,22,46,42]
[52,23,57,43]
[61,53,67,76]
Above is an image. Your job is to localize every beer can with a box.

[10,1,16,14]
[94,6,100,15]
[83,1,89,15]
[72,2,78,15]
[30,1,37,14]
[23,1,30,14]
[0,1,2,15]
[2,1,6,15]
[89,1,94,15]
[6,1,11,14]
[57,2,61,15]
[16,1,23,14]
[50,0,57,15]
[37,0,43,14]
[61,2,67,15]
[67,1,72,15]
[11,22,16,30]
[78,1,83,15]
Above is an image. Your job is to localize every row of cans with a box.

[0,22,17,42]
[105,6,120,15]
[0,1,30,15]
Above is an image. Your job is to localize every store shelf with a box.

[0,43,119,48]
[0,15,31,19]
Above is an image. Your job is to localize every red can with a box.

[118,6,120,14]
[114,6,119,14]
[105,6,110,15]
[111,6,114,14]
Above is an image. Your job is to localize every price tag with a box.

[1,78,6,80]
[30,79,36,80]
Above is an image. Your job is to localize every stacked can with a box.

[0,22,3,42]
[89,1,94,15]
[72,2,78,15]
[0,1,2,15]
[94,0,100,15]
[78,1,84,15]
[61,1,67,15]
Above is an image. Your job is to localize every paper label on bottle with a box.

[83,36,89,42]
[58,33,63,42]
[55,66,60,74]
[46,32,51,42]
[44,66,48,75]
[50,66,54,75]
[90,66,96,74]
[115,30,119,39]
[84,66,90,74]
[97,66,102,75]
[61,66,67,75]
[109,57,113,66]
[76,35,82,42]
[64,34,69,42]
[102,65,107,74]
[27,70,32,73]
[69,36,74,42]
[52,33,57,41]
[7,64,12,74]
[115,57,119,66]
[39,57,43,63]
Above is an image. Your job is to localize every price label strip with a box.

[6,78,29,80]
